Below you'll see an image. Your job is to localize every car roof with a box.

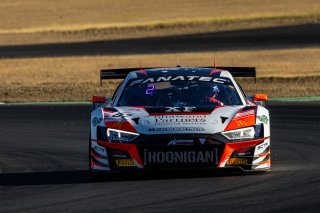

[126,67,233,80]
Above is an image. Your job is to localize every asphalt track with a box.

[1,23,320,58]
[0,102,319,212]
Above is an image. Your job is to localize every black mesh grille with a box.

[136,134,224,168]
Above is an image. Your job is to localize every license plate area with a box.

[142,147,219,168]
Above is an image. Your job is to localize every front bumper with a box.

[90,137,270,173]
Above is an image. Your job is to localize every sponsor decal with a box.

[112,150,128,158]
[165,106,196,112]
[168,139,193,146]
[257,115,269,125]
[130,76,228,86]
[246,100,256,106]
[125,107,144,112]
[115,159,136,167]
[93,144,105,153]
[112,122,123,128]
[254,94,268,101]
[235,109,255,118]
[154,115,207,125]
[106,110,140,121]
[227,158,248,165]
[148,127,205,132]
[145,106,215,114]
[92,117,103,127]
[199,138,206,144]
[257,141,269,150]
[144,150,218,165]
[146,84,155,95]
[235,147,252,156]
[107,134,131,142]
[91,141,108,158]
[236,120,247,127]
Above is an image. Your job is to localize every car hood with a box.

[103,106,245,135]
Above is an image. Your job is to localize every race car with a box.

[89,66,270,175]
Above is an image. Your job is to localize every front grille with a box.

[136,134,224,146]
[136,134,224,168]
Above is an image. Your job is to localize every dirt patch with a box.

[1,0,320,45]
[238,77,320,98]
[1,77,319,103]
[2,0,320,30]
[0,49,319,102]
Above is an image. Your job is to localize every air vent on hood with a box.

[220,116,228,124]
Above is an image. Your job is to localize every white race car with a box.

[89,66,270,175]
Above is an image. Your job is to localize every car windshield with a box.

[117,77,243,107]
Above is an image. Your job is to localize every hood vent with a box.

[144,106,217,114]
[220,116,228,124]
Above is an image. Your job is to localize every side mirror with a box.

[246,94,268,107]
[92,96,113,110]
[253,94,268,102]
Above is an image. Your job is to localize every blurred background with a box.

[0,0,319,102]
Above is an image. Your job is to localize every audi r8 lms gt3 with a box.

[89,66,270,175]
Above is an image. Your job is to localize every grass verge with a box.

[0,50,319,102]
[1,77,319,103]
[2,13,320,45]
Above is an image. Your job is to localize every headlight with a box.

[106,128,139,142]
[222,127,255,140]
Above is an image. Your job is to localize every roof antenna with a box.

[209,58,220,76]
[140,60,142,70]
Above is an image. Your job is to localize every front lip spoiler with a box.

[90,166,269,179]
[96,137,270,171]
